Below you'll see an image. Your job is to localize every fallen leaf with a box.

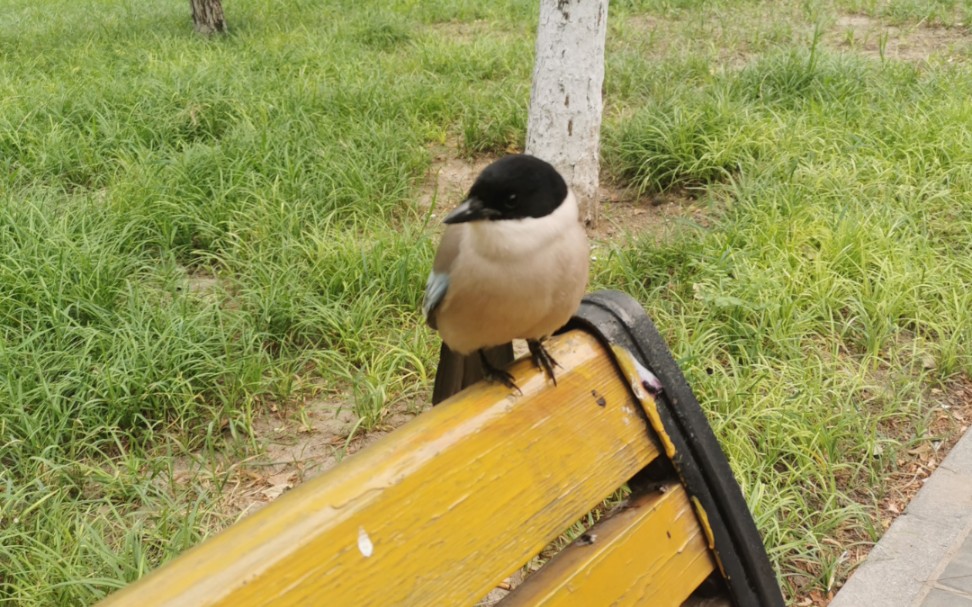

[260,471,296,501]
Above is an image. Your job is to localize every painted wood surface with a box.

[503,485,716,606]
[98,331,663,607]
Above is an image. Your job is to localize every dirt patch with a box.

[164,398,421,522]
[424,19,494,43]
[617,11,778,71]
[419,143,493,214]
[627,8,970,69]
[621,13,734,67]
[621,14,665,48]
[184,274,220,299]
[244,398,417,508]
[591,181,713,244]
[420,141,710,246]
[829,13,970,62]
[173,266,241,310]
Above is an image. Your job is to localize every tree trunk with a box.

[190,0,226,35]
[526,0,608,227]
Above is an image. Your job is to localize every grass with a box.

[1,0,971,604]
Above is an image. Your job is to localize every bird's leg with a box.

[479,349,522,395]
[527,338,560,386]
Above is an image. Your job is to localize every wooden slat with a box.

[98,331,661,607]
[503,485,716,607]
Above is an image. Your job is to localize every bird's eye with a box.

[504,193,517,209]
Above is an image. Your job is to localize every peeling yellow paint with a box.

[610,345,677,459]
[692,496,729,578]
[610,345,731,582]
[690,496,716,550]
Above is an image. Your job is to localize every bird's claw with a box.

[479,350,522,395]
[528,339,560,386]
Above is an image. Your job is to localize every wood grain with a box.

[98,331,662,607]
[502,485,716,607]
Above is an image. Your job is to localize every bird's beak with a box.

[443,197,498,224]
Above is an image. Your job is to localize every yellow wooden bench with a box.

[98,291,784,607]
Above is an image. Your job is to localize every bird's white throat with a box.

[465,190,580,261]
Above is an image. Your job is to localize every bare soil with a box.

[223,398,416,518]
[418,142,493,214]
[164,397,418,522]
[420,140,710,243]
[627,10,971,68]
[828,14,971,62]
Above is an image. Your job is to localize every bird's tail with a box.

[431,342,514,405]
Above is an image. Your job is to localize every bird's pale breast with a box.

[434,197,589,354]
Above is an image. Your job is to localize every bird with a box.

[423,154,590,399]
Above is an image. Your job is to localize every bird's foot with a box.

[479,350,522,395]
[527,339,560,386]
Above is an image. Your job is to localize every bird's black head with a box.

[443,154,568,225]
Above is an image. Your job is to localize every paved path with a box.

[830,428,972,606]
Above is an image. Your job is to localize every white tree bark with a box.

[526,0,608,227]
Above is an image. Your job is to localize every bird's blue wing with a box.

[422,271,449,329]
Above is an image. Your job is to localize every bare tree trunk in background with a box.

[190,0,226,35]
[526,0,608,228]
